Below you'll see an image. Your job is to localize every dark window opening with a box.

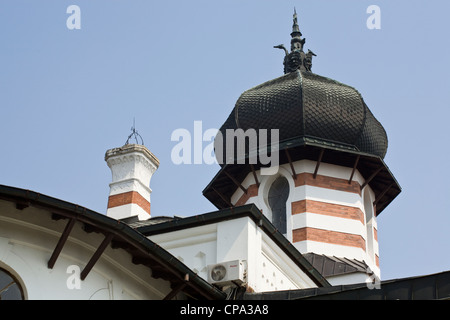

[268,176,289,234]
[0,267,24,300]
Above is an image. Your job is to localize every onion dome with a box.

[205,10,400,216]
[215,9,388,165]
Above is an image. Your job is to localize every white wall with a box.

[0,199,175,300]
[149,216,319,293]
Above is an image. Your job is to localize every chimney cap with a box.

[105,144,160,168]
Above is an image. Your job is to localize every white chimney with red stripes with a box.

[105,143,159,220]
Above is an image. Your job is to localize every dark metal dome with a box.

[214,10,388,165]
[205,11,400,216]
[216,70,387,162]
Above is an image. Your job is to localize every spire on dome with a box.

[290,8,305,51]
[274,9,316,73]
[291,8,301,35]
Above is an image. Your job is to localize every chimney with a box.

[105,144,159,220]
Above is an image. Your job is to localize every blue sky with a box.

[1,0,449,282]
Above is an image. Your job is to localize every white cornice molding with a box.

[105,144,160,172]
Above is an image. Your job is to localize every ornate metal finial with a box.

[125,118,144,145]
[274,9,316,73]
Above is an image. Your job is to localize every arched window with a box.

[0,267,24,300]
[268,176,289,234]
[364,190,375,261]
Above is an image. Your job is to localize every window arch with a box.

[0,267,24,300]
[364,189,375,261]
[268,176,289,234]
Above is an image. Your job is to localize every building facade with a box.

[203,10,400,286]
[0,10,424,300]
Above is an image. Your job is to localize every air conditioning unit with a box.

[207,260,247,286]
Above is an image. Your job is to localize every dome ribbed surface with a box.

[216,70,387,163]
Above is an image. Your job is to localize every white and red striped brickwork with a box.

[230,159,380,278]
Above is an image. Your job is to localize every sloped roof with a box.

[242,270,450,300]
[303,253,368,278]
[203,139,401,216]
[0,184,226,300]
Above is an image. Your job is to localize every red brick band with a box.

[293,227,366,251]
[292,199,364,224]
[107,191,150,214]
[233,172,361,207]
[294,172,361,195]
